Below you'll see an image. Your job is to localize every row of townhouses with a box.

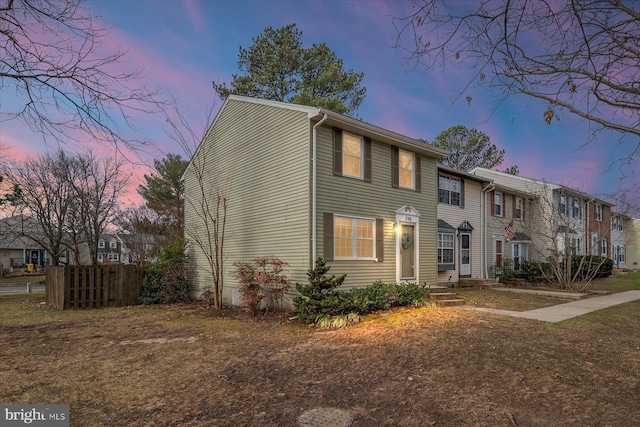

[0,215,156,272]
[183,96,640,306]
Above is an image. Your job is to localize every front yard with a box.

[1,273,639,426]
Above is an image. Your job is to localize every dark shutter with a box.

[376,218,384,262]
[512,195,516,218]
[364,137,372,182]
[523,198,526,221]
[415,156,421,193]
[459,178,465,208]
[490,191,495,216]
[333,128,342,176]
[324,212,334,261]
[391,146,399,188]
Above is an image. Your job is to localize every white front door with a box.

[460,233,471,277]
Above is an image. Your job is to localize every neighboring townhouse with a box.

[183,95,448,305]
[97,234,124,264]
[610,211,630,269]
[627,217,640,270]
[471,167,620,272]
[436,165,491,286]
[484,183,537,278]
[585,198,614,257]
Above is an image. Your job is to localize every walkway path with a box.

[465,290,640,323]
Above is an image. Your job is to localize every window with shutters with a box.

[342,132,363,179]
[398,149,415,189]
[438,175,461,206]
[493,192,503,217]
[514,197,523,220]
[334,215,375,260]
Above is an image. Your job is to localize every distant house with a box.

[183,95,448,305]
[118,233,157,265]
[0,215,70,272]
[97,234,123,264]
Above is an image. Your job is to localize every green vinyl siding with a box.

[184,99,311,302]
[315,125,439,288]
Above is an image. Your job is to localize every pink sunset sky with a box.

[1,0,638,213]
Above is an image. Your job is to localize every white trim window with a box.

[110,241,117,249]
[398,149,415,189]
[98,241,105,248]
[512,243,528,268]
[601,238,608,257]
[559,195,568,216]
[342,132,364,179]
[97,254,103,262]
[515,197,523,220]
[439,175,461,206]
[572,197,582,219]
[494,192,503,217]
[437,232,455,267]
[595,203,603,221]
[334,215,375,260]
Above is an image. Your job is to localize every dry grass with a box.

[1,273,640,426]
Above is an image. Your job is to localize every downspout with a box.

[312,113,328,266]
[481,182,495,279]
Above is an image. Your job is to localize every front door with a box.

[460,233,471,277]
[400,224,416,281]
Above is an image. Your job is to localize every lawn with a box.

[1,273,640,426]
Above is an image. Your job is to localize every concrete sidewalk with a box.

[465,290,640,323]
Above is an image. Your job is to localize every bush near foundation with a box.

[293,258,435,326]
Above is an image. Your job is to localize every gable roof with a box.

[183,95,449,180]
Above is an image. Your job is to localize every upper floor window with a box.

[439,175,461,206]
[98,241,105,248]
[572,198,582,218]
[494,192,503,217]
[514,197,523,220]
[595,203,603,221]
[333,128,371,182]
[398,150,415,189]
[110,241,117,249]
[559,195,567,216]
[612,216,617,230]
[334,215,375,260]
[342,132,363,179]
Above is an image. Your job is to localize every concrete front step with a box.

[429,290,466,307]
[437,298,466,307]
[429,291,460,300]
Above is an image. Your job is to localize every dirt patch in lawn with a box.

[1,292,640,426]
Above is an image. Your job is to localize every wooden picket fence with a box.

[46,265,145,309]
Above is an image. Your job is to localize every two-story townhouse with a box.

[627,217,640,270]
[97,234,123,264]
[436,165,491,286]
[610,211,630,269]
[585,198,614,258]
[183,96,448,306]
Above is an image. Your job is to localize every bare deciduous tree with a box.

[3,150,75,265]
[166,105,229,309]
[0,0,165,148]
[394,1,639,149]
[67,151,126,265]
[2,149,125,266]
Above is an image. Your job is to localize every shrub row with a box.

[292,258,434,325]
